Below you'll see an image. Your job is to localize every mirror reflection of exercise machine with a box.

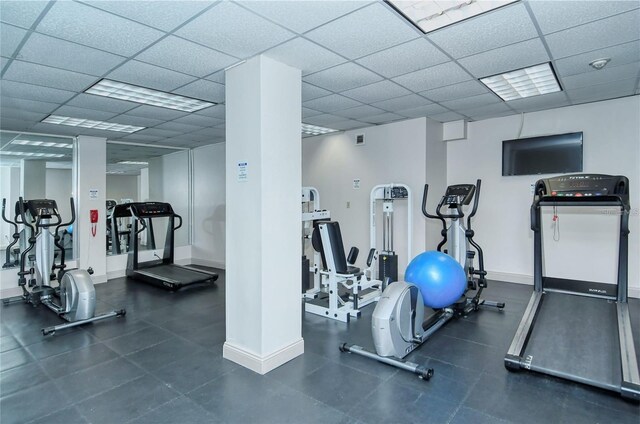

[505,174,639,400]
[127,202,218,291]
[301,187,330,299]
[2,199,29,268]
[108,203,155,255]
[370,183,412,282]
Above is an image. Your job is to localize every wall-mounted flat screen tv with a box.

[502,132,583,176]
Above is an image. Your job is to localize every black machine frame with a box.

[505,174,639,400]
[126,202,218,291]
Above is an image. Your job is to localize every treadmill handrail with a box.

[174,214,183,231]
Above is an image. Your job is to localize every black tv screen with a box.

[502,132,583,176]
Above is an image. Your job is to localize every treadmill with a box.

[126,202,218,291]
[505,174,639,400]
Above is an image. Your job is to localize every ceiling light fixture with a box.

[118,161,149,165]
[42,115,145,133]
[386,0,518,33]
[480,63,561,101]
[589,58,611,70]
[1,151,65,158]
[11,139,73,148]
[85,79,215,112]
[301,123,338,136]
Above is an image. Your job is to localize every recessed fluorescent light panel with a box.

[2,151,65,158]
[11,139,73,148]
[387,0,518,33]
[42,115,145,133]
[301,123,338,136]
[118,161,149,165]
[480,63,562,101]
[85,79,215,112]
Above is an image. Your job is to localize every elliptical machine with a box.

[3,197,126,335]
[340,180,504,379]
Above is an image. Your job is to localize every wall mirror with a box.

[106,142,190,256]
[0,130,75,269]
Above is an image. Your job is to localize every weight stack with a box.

[378,252,398,283]
[302,256,311,292]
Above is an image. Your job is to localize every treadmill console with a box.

[443,184,475,206]
[535,174,629,200]
[26,199,59,218]
[130,202,174,217]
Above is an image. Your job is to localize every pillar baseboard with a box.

[223,338,304,375]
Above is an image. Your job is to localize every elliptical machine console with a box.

[3,197,125,335]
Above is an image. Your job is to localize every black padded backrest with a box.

[325,222,348,274]
[311,226,327,270]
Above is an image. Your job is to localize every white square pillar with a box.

[75,136,107,283]
[223,55,303,374]
[20,159,46,199]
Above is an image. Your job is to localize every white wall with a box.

[446,95,640,296]
[0,166,20,250]
[45,168,73,221]
[302,117,446,277]
[106,174,138,203]
[192,143,226,268]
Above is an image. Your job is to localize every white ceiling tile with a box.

[172,79,225,104]
[264,38,346,76]
[135,128,182,138]
[190,127,225,138]
[302,107,323,119]
[440,93,502,110]
[81,0,212,32]
[53,105,118,121]
[36,1,163,56]
[1,108,47,122]
[1,23,27,56]
[545,10,640,59]
[107,60,197,91]
[0,1,48,29]
[429,3,538,58]
[429,111,467,122]
[341,80,411,104]
[2,60,97,91]
[303,94,363,113]
[566,78,637,103]
[508,91,570,113]
[330,120,369,131]
[392,62,472,92]
[360,112,405,124]
[171,113,222,127]
[205,70,225,84]
[66,93,139,114]
[305,3,419,59]
[305,113,352,126]
[19,33,126,76]
[458,38,550,78]
[193,104,225,118]
[135,36,237,78]
[561,62,640,90]
[0,80,76,104]
[125,105,189,121]
[396,103,448,118]
[30,122,84,136]
[419,80,490,102]
[1,118,37,132]
[302,83,332,101]
[154,121,203,134]
[371,94,432,112]
[335,105,386,120]
[239,1,370,34]
[555,40,640,77]
[304,62,383,92]
[1,57,8,70]
[175,2,295,58]
[120,133,167,142]
[529,0,640,35]
[356,38,449,78]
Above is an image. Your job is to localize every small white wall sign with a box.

[89,189,98,199]
[237,161,248,182]
[353,178,361,189]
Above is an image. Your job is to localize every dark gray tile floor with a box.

[1,269,639,424]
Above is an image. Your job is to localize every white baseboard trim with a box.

[223,338,304,375]
[191,258,225,269]
[487,271,533,286]
[630,287,640,299]
[106,269,127,280]
[1,287,22,299]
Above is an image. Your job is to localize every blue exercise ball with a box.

[405,251,466,309]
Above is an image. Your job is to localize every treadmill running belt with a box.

[138,264,214,285]
[525,291,621,390]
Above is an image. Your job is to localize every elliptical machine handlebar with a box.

[422,185,446,226]
[467,179,482,224]
[129,206,148,236]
